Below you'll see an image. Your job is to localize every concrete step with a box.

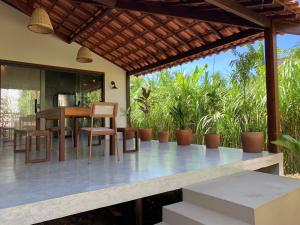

[163,201,250,225]
[183,171,300,225]
[154,222,169,225]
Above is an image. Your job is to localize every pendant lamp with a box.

[28,7,53,34]
[76,47,93,63]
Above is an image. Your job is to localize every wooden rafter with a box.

[68,8,110,43]
[4,0,300,75]
[87,0,263,29]
[151,15,193,50]
[4,0,32,14]
[128,29,262,75]
[204,0,270,27]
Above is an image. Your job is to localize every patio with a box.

[0,0,300,224]
[0,138,282,224]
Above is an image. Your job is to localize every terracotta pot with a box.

[176,129,193,145]
[125,131,135,140]
[139,128,153,141]
[241,132,264,153]
[158,131,169,143]
[205,133,220,149]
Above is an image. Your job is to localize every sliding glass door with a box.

[0,63,104,141]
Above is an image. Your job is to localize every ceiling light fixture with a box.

[28,7,53,34]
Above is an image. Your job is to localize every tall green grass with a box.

[129,43,300,174]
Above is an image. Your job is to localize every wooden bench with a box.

[117,128,139,152]
[14,129,51,163]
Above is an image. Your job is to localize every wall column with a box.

[264,22,280,153]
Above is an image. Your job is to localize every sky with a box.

[149,34,300,76]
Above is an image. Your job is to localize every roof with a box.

[3,0,300,76]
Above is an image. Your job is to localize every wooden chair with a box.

[77,102,119,163]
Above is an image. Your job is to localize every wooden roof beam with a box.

[275,22,300,35]
[90,0,263,29]
[3,0,33,15]
[204,0,271,28]
[128,29,262,75]
[68,8,110,43]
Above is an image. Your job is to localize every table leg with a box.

[123,131,127,152]
[59,109,65,161]
[36,117,41,151]
[109,118,114,155]
[74,118,79,148]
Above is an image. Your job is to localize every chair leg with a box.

[46,133,51,161]
[115,134,120,161]
[111,134,116,155]
[76,133,80,159]
[25,136,30,163]
[88,134,92,164]
[29,136,32,152]
[50,132,53,150]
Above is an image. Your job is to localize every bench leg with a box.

[25,133,51,163]
[25,136,30,163]
[13,132,17,153]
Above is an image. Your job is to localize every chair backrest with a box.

[91,102,118,119]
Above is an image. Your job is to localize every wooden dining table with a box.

[36,107,91,161]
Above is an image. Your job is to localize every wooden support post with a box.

[264,22,280,153]
[135,199,143,225]
[126,73,131,127]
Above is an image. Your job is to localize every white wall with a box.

[0,1,127,127]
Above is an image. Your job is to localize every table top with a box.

[36,107,91,119]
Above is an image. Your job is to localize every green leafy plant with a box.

[199,82,224,134]
[170,95,191,130]
[272,135,300,174]
[129,42,300,158]
[230,45,260,132]
[135,87,155,128]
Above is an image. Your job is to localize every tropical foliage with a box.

[272,135,300,174]
[129,42,300,174]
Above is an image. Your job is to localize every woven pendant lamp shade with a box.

[28,7,53,34]
[76,47,93,63]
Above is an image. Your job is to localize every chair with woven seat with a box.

[77,102,118,163]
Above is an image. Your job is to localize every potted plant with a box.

[136,87,154,141]
[200,89,223,149]
[170,96,192,145]
[201,113,222,149]
[230,45,264,153]
[157,117,170,143]
[240,117,264,153]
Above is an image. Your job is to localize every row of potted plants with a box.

[138,128,263,153]
[133,86,264,153]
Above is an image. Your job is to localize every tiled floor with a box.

[0,137,273,209]
[0,137,280,225]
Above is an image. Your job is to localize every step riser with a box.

[163,207,205,225]
[183,189,254,224]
